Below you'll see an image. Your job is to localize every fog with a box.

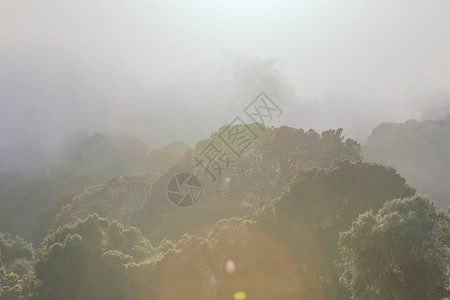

[1,0,450,172]
[0,3,449,297]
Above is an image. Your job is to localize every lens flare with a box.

[233,291,247,299]
[226,259,235,274]
[209,276,216,286]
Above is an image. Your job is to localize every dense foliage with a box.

[135,125,362,243]
[339,196,450,299]
[0,233,38,299]
[33,172,159,244]
[0,124,448,299]
[254,160,416,298]
[35,215,156,300]
[0,131,184,239]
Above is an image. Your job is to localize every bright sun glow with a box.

[234,291,247,300]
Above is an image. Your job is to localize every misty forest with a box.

[1,1,450,300]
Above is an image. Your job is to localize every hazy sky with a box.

[1,0,450,155]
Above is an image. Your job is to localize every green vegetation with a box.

[0,125,448,299]
[0,233,38,299]
[339,196,449,299]
[0,132,184,239]
[135,126,362,243]
[254,160,417,298]
[33,172,159,244]
[36,215,154,300]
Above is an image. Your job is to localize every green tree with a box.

[338,195,450,299]
[0,270,39,300]
[136,126,362,244]
[33,172,159,244]
[36,215,152,300]
[0,232,38,300]
[0,233,35,276]
[255,160,416,298]
[0,270,21,300]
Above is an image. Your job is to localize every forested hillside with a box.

[0,132,184,238]
[364,114,450,208]
[33,172,159,244]
[0,125,448,299]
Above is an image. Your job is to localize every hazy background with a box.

[1,0,450,172]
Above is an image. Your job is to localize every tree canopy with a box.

[338,195,449,299]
